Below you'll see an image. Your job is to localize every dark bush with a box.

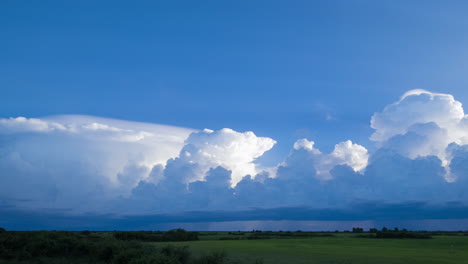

[352,227,364,233]
[192,251,227,264]
[219,237,240,240]
[375,232,432,239]
[81,230,91,235]
[161,245,191,264]
[246,234,271,240]
[114,229,198,242]
[0,231,197,263]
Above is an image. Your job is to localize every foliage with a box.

[374,232,432,239]
[114,229,199,242]
[192,251,227,264]
[352,227,364,233]
[0,230,269,264]
[0,231,192,263]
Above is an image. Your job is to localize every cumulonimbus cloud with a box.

[370,89,465,143]
[1,90,468,215]
[173,128,276,185]
[290,139,368,180]
[370,89,468,181]
[0,115,194,211]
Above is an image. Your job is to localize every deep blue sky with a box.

[2,0,468,160]
[3,1,468,230]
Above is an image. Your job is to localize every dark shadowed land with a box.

[1,228,468,264]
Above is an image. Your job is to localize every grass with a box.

[2,230,468,263]
[164,235,468,264]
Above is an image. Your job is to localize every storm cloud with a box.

[1,90,468,220]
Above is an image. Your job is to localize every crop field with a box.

[164,232,468,264]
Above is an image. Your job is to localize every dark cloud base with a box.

[2,202,468,231]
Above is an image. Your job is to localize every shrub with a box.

[192,251,227,264]
[375,232,432,239]
[114,229,199,242]
[0,231,197,263]
[80,230,91,235]
[219,237,240,240]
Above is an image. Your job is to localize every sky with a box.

[2,0,468,230]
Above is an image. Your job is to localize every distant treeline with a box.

[373,232,432,239]
[210,228,440,240]
[113,228,199,242]
[351,227,432,239]
[216,230,335,240]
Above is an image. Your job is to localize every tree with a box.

[382,227,388,232]
[0,227,6,233]
[352,227,364,233]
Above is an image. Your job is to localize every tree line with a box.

[0,229,252,264]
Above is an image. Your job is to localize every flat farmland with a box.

[164,234,468,264]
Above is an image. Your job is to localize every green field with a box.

[165,233,468,264]
[2,230,468,264]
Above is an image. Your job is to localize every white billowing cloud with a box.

[330,140,369,172]
[370,90,468,180]
[0,115,194,210]
[3,89,468,215]
[371,89,464,143]
[0,115,277,212]
[293,138,320,153]
[171,128,276,185]
[381,123,450,160]
[290,138,368,180]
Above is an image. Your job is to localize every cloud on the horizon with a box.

[169,128,276,185]
[370,89,468,181]
[1,90,468,216]
[291,139,368,180]
[0,115,194,211]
